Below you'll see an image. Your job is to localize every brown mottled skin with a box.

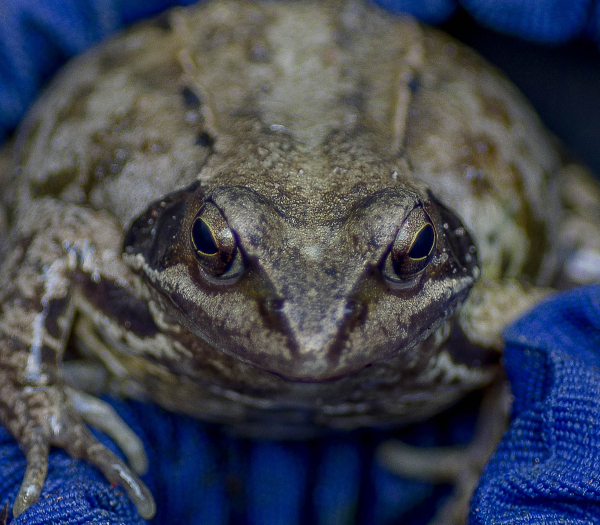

[1,0,600,521]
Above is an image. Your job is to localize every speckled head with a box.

[123,134,478,381]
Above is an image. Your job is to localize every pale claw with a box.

[70,429,156,520]
[13,428,50,517]
[8,385,156,520]
[68,388,149,474]
[52,400,156,520]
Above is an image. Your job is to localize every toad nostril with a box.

[264,297,285,312]
[344,299,364,317]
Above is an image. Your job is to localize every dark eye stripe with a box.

[191,217,218,255]
[408,224,434,260]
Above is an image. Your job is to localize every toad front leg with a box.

[0,199,155,519]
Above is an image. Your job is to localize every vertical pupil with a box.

[192,218,218,255]
[408,224,434,259]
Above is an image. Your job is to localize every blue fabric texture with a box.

[471,286,600,524]
[0,399,475,524]
[1,0,600,524]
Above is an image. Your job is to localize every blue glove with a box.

[2,1,600,524]
[471,286,600,524]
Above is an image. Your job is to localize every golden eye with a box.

[191,217,219,255]
[383,207,436,283]
[407,224,435,260]
[190,203,243,278]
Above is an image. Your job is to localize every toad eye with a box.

[383,207,436,283]
[190,203,244,279]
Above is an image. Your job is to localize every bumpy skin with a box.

[0,0,591,519]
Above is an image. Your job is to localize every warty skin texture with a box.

[2,0,600,520]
